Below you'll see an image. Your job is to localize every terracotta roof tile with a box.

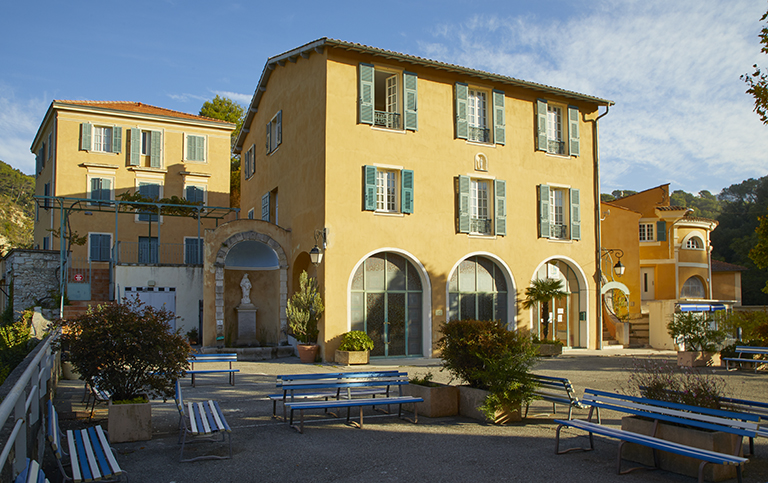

[711,259,748,272]
[54,100,234,126]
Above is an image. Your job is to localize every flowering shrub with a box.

[624,358,728,410]
[667,312,725,352]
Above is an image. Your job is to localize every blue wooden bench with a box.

[187,353,239,386]
[15,459,50,483]
[268,370,401,419]
[174,379,232,462]
[525,374,588,419]
[83,381,111,419]
[723,346,768,373]
[554,389,759,483]
[47,401,126,482]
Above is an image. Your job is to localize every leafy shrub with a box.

[0,309,34,386]
[667,312,725,352]
[720,339,765,360]
[287,271,324,344]
[438,319,538,420]
[338,331,374,351]
[719,309,768,343]
[624,358,728,410]
[409,371,437,387]
[56,298,190,401]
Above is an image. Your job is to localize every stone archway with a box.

[212,231,289,345]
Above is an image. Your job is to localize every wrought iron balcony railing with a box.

[116,241,203,266]
[468,126,490,143]
[548,140,566,155]
[471,218,493,235]
[374,111,401,129]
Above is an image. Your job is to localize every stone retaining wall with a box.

[3,249,60,318]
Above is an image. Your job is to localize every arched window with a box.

[681,277,705,299]
[685,237,703,249]
[448,256,508,324]
[350,252,423,357]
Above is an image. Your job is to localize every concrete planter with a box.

[108,397,152,443]
[677,351,721,367]
[458,386,521,424]
[534,343,563,357]
[334,350,369,365]
[61,361,81,380]
[402,382,459,418]
[621,416,740,481]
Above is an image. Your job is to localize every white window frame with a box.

[684,236,704,250]
[467,89,490,143]
[92,126,113,153]
[681,276,706,299]
[639,223,655,242]
[184,134,207,162]
[244,145,255,179]
[86,174,115,206]
[374,67,402,129]
[88,232,113,262]
[470,178,492,235]
[376,169,398,212]
[141,130,152,156]
[549,187,569,239]
[546,104,565,155]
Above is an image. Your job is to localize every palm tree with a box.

[521,278,569,340]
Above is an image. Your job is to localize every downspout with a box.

[592,105,610,350]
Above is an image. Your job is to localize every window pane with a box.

[387,254,406,291]
[351,264,364,290]
[458,259,476,292]
[493,268,507,292]
[387,293,406,356]
[478,293,494,321]
[477,257,493,292]
[367,293,385,356]
[366,255,385,291]
[495,294,508,325]
[460,294,476,320]
[407,263,422,291]
[351,292,365,332]
[407,293,421,356]
[448,294,459,321]
[448,267,458,292]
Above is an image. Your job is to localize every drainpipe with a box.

[592,105,610,350]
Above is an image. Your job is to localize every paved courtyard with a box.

[53,349,768,483]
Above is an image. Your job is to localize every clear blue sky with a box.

[1,0,766,196]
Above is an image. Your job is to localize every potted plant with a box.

[56,298,190,442]
[521,278,569,341]
[402,371,459,418]
[437,319,538,424]
[186,327,199,346]
[668,312,725,367]
[334,330,373,365]
[287,271,324,363]
[531,335,565,357]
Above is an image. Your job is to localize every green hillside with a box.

[0,160,34,255]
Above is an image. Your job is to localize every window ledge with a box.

[465,140,496,148]
[544,152,572,159]
[371,126,406,134]
[374,211,404,217]
[468,234,496,239]
[129,166,168,174]
[640,241,661,246]
[547,238,573,244]
[79,162,119,169]
[184,159,208,164]
[179,171,211,177]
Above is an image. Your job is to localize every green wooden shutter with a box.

[401,169,414,214]
[363,165,377,211]
[494,179,506,236]
[266,121,271,153]
[81,123,92,151]
[112,126,122,153]
[458,175,470,233]
[539,184,551,238]
[90,178,100,200]
[493,90,506,145]
[568,106,580,156]
[129,128,140,165]
[150,131,162,167]
[570,188,581,240]
[195,136,205,161]
[656,220,667,241]
[403,72,418,131]
[359,63,374,125]
[102,178,111,201]
[261,193,270,221]
[187,135,195,160]
[276,111,282,147]
[536,99,548,151]
[455,83,468,139]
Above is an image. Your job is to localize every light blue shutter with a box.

[266,122,271,153]
[89,234,99,261]
[195,136,205,161]
[657,221,667,241]
[570,188,581,240]
[91,178,101,201]
[455,83,468,140]
[493,90,505,145]
[150,131,162,167]
[100,235,111,261]
[568,106,580,156]
[276,111,282,147]
[401,169,414,214]
[102,178,111,202]
[186,186,201,203]
[403,72,418,131]
[494,180,506,236]
[536,100,548,151]
[363,165,376,211]
[458,175,470,233]
[129,128,140,165]
[359,63,374,125]
[112,126,122,153]
[539,185,551,238]
[261,193,270,221]
[81,123,92,151]
[187,135,195,160]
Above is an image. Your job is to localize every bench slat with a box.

[68,430,88,482]
[80,429,101,481]
[286,396,421,410]
[95,425,121,475]
[86,427,110,479]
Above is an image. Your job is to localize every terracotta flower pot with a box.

[297,344,319,363]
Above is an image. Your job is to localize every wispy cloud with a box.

[0,84,49,175]
[166,93,209,103]
[417,0,768,193]
[212,90,251,106]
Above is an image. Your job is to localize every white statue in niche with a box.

[240,274,252,305]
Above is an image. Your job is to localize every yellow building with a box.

[601,185,733,349]
[31,101,235,332]
[205,38,614,359]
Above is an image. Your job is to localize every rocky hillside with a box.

[0,160,34,255]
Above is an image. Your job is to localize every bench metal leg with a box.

[616,441,659,476]
[555,425,594,454]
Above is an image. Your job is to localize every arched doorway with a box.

[447,255,510,325]
[529,259,587,347]
[349,252,424,358]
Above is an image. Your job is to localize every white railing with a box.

[0,331,58,479]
